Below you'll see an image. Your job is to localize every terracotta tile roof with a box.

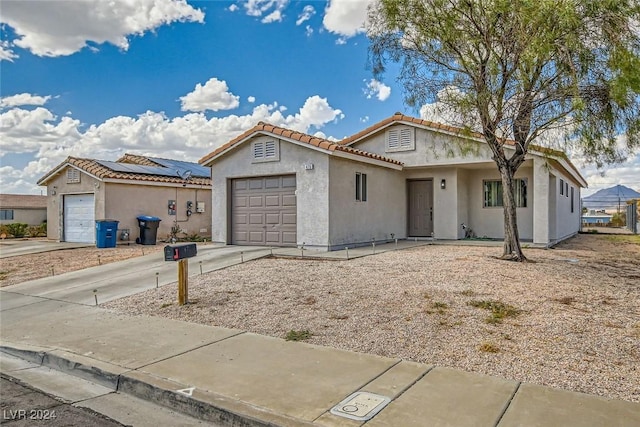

[116,153,162,167]
[38,156,211,186]
[340,112,586,185]
[340,112,491,146]
[0,194,47,209]
[198,122,403,167]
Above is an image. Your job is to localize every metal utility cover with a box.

[330,391,391,421]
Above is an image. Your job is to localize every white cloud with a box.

[247,96,256,103]
[179,78,240,112]
[0,40,18,62]
[364,79,391,101]
[305,25,314,37]
[0,95,343,194]
[1,93,52,108]
[228,4,239,12]
[0,0,204,57]
[244,0,288,22]
[262,10,283,24]
[296,5,315,26]
[360,116,369,123]
[335,37,347,45]
[323,0,370,37]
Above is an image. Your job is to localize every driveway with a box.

[0,244,271,306]
[0,240,92,259]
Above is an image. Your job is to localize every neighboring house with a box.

[581,210,613,226]
[199,113,586,250]
[0,194,47,226]
[38,154,211,244]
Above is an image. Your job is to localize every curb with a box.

[0,344,315,427]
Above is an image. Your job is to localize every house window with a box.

[356,172,367,202]
[560,179,564,195]
[565,182,569,197]
[252,140,279,163]
[483,179,527,208]
[571,187,574,212]
[67,168,80,184]
[385,126,415,152]
[0,209,14,220]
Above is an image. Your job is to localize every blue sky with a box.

[1,0,638,196]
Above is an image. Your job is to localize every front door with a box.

[408,180,433,236]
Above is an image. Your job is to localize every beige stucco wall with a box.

[327,157,405,248]
[104,183,211,242]
[404,167,461,239]
[353,125,496,167]
[0,208,47,226]
[209,135,330,248]
[44,166,104,241]
[466,166,534,240]
[549,165,581,243]
[43,165,211,243]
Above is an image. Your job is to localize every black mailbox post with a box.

[164,243,197,261]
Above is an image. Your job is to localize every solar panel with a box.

[96,160,182,178]
[148,157,211,178]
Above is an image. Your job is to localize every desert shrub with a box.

[5,223,28,238]
[27,223,47,237]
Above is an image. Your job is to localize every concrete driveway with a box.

[0,244,271,306]
[0,240,93,259]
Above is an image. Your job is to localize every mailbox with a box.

[164,243,197,261]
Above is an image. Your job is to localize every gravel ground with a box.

[104,234,640,403]
[0,244,163,287]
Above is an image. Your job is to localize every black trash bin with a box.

[136,215,161,245]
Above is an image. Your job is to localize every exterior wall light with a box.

[440,179,446,189]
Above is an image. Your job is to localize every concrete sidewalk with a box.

[1,243,638,426]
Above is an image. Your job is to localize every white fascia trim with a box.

[103,178,211,189]
[331,151,403,170]
[554,158,588,188]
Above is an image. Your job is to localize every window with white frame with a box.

[252,140,279,163]
[67,168,80,184]
[560,179,564,195]
[385,126,415,152]
[565,182,569,197]
[483,179,527,208]
[356,172,367,202]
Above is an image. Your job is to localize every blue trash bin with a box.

[136,215,161,245]
[96,220,119,248]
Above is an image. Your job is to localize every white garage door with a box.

[232,175,296,246]
[64,194,95,243]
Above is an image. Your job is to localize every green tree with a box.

[368,0,640,261]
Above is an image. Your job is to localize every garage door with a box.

[232,175,296,246]
[64,194,95,243]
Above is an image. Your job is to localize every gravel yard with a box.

[0,244,163,287]
[104,234,640,403]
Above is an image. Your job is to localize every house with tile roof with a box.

[200,113,586,250]
[0,194,47,226]
[38,155,211,244]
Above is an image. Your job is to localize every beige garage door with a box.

[232,175,296,246]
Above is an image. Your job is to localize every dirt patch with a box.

[105,234,640,402]
[0,244,163,287]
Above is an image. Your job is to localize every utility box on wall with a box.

[196,201,205,213]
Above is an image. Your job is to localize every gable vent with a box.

[386,126,415,152]
[252,140,280,163]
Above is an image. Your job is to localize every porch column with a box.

[532,157,549,245]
